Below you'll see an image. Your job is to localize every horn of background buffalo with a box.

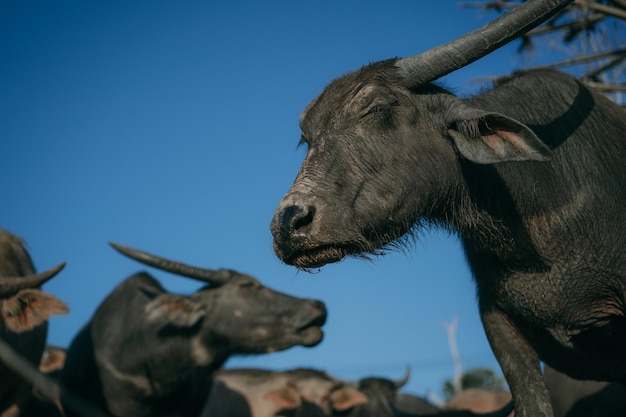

[109,242,233,285]
[394,367,411,389]
[0,262,66,297]
[397,0,574,87]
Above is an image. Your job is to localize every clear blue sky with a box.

[1,1,569,400]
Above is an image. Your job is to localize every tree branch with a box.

[442,316,463,395]
[575,0,626,20]
[531,48,626,69]
[584,55,626,81]
[586,82,626,92]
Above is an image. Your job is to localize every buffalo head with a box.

[110,242,327,354]
[269,0,568,269]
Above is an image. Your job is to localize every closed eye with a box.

[363,101,397,118]
[239,281,264,290]
[368,105,388,114]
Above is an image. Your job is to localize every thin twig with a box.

[531,48,626,69]
[586,82,626,91]
[575,0,626,20]
[584,55,626,80]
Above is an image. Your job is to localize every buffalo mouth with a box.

[295,308,327,346]
[278,243,363,270]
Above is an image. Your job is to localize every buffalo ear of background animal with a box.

[447,107,553,164]
[143,293,205,328]
[329,386,369,412]
[263,385,302,411]
[2,289,69,332]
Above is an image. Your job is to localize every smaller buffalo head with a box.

[110,242,327,355]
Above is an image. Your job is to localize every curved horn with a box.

[109,242,234,285]
[394,367,411,389]
[397,0,573,87]
[0,262,66,297]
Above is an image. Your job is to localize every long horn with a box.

[109,242,234,285]
[394,367,411,389]
[0,262,66,297]
[397,0,574,87]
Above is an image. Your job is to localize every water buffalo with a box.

[394,393,439,415]
[0,229,68,417]
[61,243,327,417]
[269,1,626,416]
[544,365,626,417]
[342,374,413,417]
[201,367,513,417]
[341,373,513,417]
[200,367,367,417]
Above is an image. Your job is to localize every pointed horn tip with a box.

[395,366,411,388]
[38,261,67,284]
[51,261,67,274]
[109,241,128,252]
[109,241,145,259]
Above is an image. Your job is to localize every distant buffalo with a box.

[0,229,68,417]
[200,367,367,417]
[269,1,626,417]
[61,243,327,417]
[201,367,511,417]
[338,372,512,417]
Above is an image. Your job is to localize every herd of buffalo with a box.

[1,228,625,417]
[0,228,507,417]
[3,0,626,416]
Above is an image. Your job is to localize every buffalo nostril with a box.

[294,205,315,231]
[280,204,315,237]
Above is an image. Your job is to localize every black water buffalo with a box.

[61,243,327,417]
[341,374,413,417]
[0,229,68,417]
[394,393,439,416]
[544,365,626,417]
[269,1,626,416]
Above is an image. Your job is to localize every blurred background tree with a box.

[442,367,507,401]
[438,317,507,402]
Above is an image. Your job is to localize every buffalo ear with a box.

[448,109,552,164]
[264,385,302,410]
[144,294,205,328]
[2,289,69,333]
[330,386,369,412]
